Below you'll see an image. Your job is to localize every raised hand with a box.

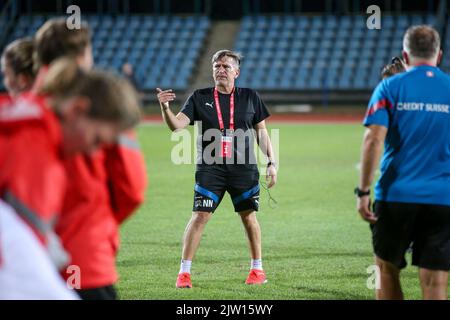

[156,88,176,110]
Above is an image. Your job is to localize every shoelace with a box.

[181,273,190,279]
[249,270,265,281]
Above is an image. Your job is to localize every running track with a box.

[143,113,365,124]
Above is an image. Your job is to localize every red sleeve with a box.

[0,125,66,244]
[103,130,147,224]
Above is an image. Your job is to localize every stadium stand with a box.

[0,10,447,99]
[234,14,438,91]
[0,14,210,91]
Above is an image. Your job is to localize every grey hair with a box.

[211,50,242,68]
[403,25,440,60]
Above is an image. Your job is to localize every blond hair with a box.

[381,60,406,79]
[211,50,242,68]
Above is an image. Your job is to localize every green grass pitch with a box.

[116,123,430,300]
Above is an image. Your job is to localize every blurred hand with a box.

[357,196,377,224]
[156,88,176,109]
[266,164,277,189]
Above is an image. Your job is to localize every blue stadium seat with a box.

[293,78,307,90]
[308,77,323,90]
[324,16,338,28]
[338,78,352,90]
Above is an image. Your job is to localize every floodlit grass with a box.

[116,123,431,300]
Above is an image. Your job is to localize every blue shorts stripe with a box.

[232,185,260,205]
[194,184,220,203]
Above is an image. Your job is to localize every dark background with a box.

[0,0,442,18]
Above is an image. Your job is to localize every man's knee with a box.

[191,211,212,225]
[239,210,257,225]
[419,268,448,288]
[376,256,400,276]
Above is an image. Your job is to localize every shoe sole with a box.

[246,279,268,285]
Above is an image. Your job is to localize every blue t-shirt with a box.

[364,65,450,206]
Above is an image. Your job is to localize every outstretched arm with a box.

[156,88,190,131]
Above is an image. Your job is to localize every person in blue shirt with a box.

[356,25,450,300]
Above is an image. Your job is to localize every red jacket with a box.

[56,131,147,289]
[0,93,66,246]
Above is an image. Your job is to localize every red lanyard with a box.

[213,87,235,132]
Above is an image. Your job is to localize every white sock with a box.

[251,259,263,270]
[179,259,192,274]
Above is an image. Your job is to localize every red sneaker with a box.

[176,272,192,288]
[245,269,267,285]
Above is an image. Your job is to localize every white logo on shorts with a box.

[202,199,214,207]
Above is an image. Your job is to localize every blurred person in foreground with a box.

[0,58,141,299]
[32,18,147,300]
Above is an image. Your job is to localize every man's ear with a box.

[76,45,94,71]
[63,96,91,121]
[235,68,240,79]
[402,51,410,66]
[437,49,443,65]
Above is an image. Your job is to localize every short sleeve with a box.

[252,91,270,125]
[180,93,196,126]
[363,81,393,128]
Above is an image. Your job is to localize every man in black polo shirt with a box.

[157,50,277,288]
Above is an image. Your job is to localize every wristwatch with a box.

[267,161,276,168]
[354,187,370,197]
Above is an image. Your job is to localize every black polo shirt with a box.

[180,87,270,173]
